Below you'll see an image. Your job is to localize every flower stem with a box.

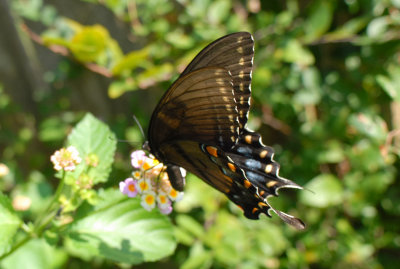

[0,235,31,260]
[35,171,66,235]
[1,172,67,260]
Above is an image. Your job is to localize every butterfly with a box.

[145,32,305,229]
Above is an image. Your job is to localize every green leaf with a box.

[376,65,400,101]
[300,174,343,208]
[376,75,398,100]
[283,39,315,66]
[181,242,213,269]
[304,0,333,42]
[176,215,205,239]
[208,0,231,25]
[366,16,389,38]
[111,47,150,76]
[316,140,345,163]
[64,189,176,264]
[1,239,67,269]
[165,30,195,49]
[324,17,368,41]
[69,24,110,62]
[0,192,22,256]
[181,251,213,269]
[136,63,174,89]
[173,226,195,246]
[13,171,53,217]
[67,113,116,184]
[108,78,137,99]
[348,113,387,143]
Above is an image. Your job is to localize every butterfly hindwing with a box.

[200,140,305,229]
[229,129,302,198]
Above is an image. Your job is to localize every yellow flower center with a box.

[139,181,148,191]
[145,195,154,205]
[159,195,167,204]
[143,162,151,170]
[128,183,136,192]
[169,189,177,198]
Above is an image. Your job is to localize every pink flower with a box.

[122,150,185,214]
[159,203,173,215]
[119,178,138,198]
[157,193,173,215]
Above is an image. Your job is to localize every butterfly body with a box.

[147,32,305,229]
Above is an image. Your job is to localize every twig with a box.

[21,23,112,78]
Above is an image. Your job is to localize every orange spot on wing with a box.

[252,207,258,214]
[243,179,252,188]
[265,164,273,173]
[266,181,278,188]
[206,146,218,157]
[223,175,233,183]
[258,202,268,208]
[227,162,236,172]
[259,150,268,159]
[245,135,252,144]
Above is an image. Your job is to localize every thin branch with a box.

[21,24,112,78]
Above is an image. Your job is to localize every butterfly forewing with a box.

[149,67,240,157]
[181,32,254,130]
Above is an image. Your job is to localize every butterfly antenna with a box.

[133,115,146,141]
[108,135,143,147]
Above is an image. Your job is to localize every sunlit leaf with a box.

[377,75,398,100]
[300,174,343,208]
[181,242,213,269]
[165,30,195,49]
[111,47,150,76]
[0,192,22,256]
[366,16,389,38]
[64,189,176,263]
[66,113,116,184]
[208,0,231,25]
[108,78,137,99]
[70,25,110,62]
[282,40,315,66]
[176,215,205,239]
[348,113,387,143]
[324,17,368,41]
[1,239,67,269]
[304,0,333,42]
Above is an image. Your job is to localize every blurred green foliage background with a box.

[1,0,400,268]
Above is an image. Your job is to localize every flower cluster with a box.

[119,150,184,215]
[50,146,82,171]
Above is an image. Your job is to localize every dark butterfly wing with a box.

[226,129,305,229]
[149,67,240,154]
[149,66,239,192]
[157,138,304,229]
[147,32,304,229]
[180,32,254,130]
